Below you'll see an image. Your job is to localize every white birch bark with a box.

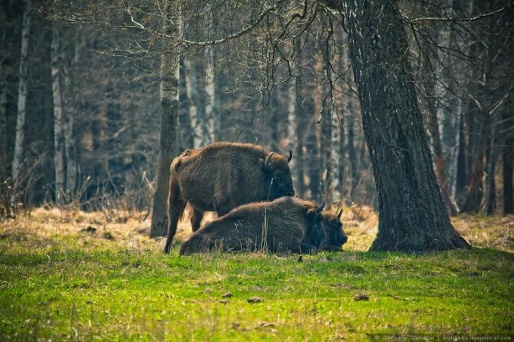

[286,77,298,175]
[51,24,65,205]
[330,110,341,204]
[11,0,31,181]
[183,57,205,147]
[204,46,217,143]
[204,0,217,142]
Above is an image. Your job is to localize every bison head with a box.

[320,208,348,251]
[260,151,295,199]
[304,198,326,248]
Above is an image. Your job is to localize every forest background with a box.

[1,0,513,225]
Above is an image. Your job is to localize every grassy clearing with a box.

[0,208,513,340]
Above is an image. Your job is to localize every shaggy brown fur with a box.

[179,197,324,255]
[164,142,294,253]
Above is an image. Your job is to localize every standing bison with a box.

[179,196,325,255]
[164,142,295,253]
[319,209,348,251]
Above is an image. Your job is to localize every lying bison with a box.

[179,196,325,255]
[164,142,295,254]
[319,209,348,251]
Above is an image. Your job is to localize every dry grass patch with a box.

[1,206,513,253]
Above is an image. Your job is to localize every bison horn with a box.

[287,150,292,163]
[264,152,274,169]
[316,198,326,213]
[337,208,343,219]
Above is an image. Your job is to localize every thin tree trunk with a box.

[330,110,341,204]
[460,103,488,213]
[63,25,82,200]
[205,47,218,142]
[484,124,500,215]
[344,0,470,252]
[150,1,181,237]
[321,105,332,206]
[183,57,207,147]
[0,0,7,181]
[51,23,65,206]
[503,132,513,215]
[203,0,218,142]
[0,63,7,182]
[424,85,458,216]
[307,117,320,200]
[178,60,194,148]
[287,77,298,184]
[347,111,358,201]
[11,0,31,181]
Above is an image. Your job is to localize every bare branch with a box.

[125,2,284,47]
[403,4,513,24]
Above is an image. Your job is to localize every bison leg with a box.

[164,199,186,254]
[190,208,205,232]
[164,177,187,254]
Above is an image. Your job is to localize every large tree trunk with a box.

[51,23,65,206]
[11,0,31,182]
[150,2,180,237]
[343,0,470,252]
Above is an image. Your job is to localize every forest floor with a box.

[0,207,512,340]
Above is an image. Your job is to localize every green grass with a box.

[0,210,513,340]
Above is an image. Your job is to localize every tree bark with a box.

[51,23,65,206]
[347,110,358,201]
[204,0,219,142]
[343,0,470,252]
[460,102,488,214]
[504,135,513,215]
[63,24,82,200]
[11,0,31,181]
[150,2,180,237]
[183,57,207,147]
[0,0,8,182]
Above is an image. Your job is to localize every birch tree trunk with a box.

[287,77,298,181]
[11,0,31,181]
[150,1,181,237]
[183,57,206,147]
[204,0,218,142]
[205,47,217,142]
[344,0,470,252]
[51,23,65,206]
